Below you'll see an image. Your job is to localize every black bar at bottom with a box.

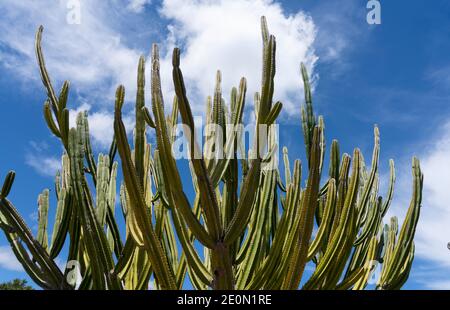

[0,290,445,308]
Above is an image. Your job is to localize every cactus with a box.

[0,17,423,290]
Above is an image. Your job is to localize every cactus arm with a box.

[59,109,70,149]
[335,267,365,290]
[0,171,15,198]
[68,126,122,290]
[204,96,215,172]
[282,127,322,289]
[149,46,214,249]
[66,212,82,281]
[223,159,261,245]
[108,135,118,167]
[142,106,156,128]
[282,147,292,186]
[35,26,59,114]
[0,199,69,289]
[1,173,70,289]
[175,253,187,289]
[265,183,303,289]
[172,48,222,241]
[262,101,283,126]
[152,151,171,208]
[35,27,71,149]
[95,154,109,226]
[105,207,122,255]
[211,71,225,159]
[135,56,146,184]
[303,149,361,289]
[387,244,415,290]
[1,228,55,289]
[105,161,123,257]
[354,197,382,246]
[300,63,316,165]
[80,112,97,183]
[210,78,247,186]
[169,96,179,142]
[237,170,277,289]
[37,189,50,251]
[43,100,62,138]
[171,207,213,286]
[378,217,398,284]
[356,126,380,226]
[163,213,179,270]
[378,158,422,289]
[133,249,153,290]
[171,61,242,288]
[49,188,72,259]
[307,178,336,261]
[318,116,326,174]
[245,160,301,289]
[381,159,395,217]
[259,18,275,121]
[114,236,136,279]
[114,87,177,289]
[58,80,69,110]
[324,214,360,289]
[353,236,378,290]
[345,196,382,278]
[329,140,341,183]
[176,197,210,290]
[329,154,351,240]
[233,188,262,265]
[48,155,73,260]
[1,209,53,289]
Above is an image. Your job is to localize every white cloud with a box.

[425,280,450,290]
[25,154,61,178]
[0,0,143,105]
[427,65,450,90]
[158,0,318,117]
[25,141,61,177]
[0,0,320,146]
[68,103,135,148]
[408,264,450,290]
[127,0,152,13]
[307,1,365,70]
[387,121,450,268]
[414,122,450,266]
[0,246,23,272]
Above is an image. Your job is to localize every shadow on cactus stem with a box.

[0,16,423,290]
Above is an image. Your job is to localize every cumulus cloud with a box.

[68,103,135,148]
[406,263,450,289]
[25,155,60,177]
[0,0,143,105]
[127,0,152,13]
[307,1,366,71]
[425,280,450,290]
[426,65,450,90]
[0,246,23,272]
[414,122,450,267]
[0,0,320,147]
[386,121,450,269]
[158,0,318,117]
[25,141,61,177]
[24,106,135,176]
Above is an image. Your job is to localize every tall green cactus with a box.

[0,17,423,290]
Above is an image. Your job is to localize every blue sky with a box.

[0,0,450,289]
